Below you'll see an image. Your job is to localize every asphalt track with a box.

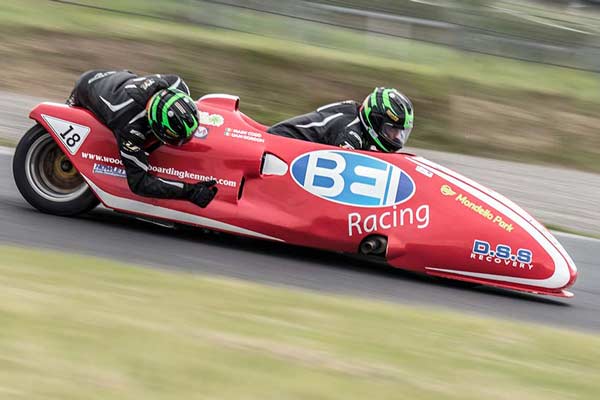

[1,151,599,332]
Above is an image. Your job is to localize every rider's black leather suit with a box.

[68,69,191,198]
[267,101,373,150]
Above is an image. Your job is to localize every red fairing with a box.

[29,95,578,297]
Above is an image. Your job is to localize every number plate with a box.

[41,114,91,155]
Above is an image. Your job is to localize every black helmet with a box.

[359,87,414,152]
[146,88,200,146]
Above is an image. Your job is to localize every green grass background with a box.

[0,245,599,399]
[0,0,599,170]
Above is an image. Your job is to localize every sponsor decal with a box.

[440,184,456,196]
[290,150,415,208]
[83,152,237,187]
[416,165,433,178]
[93,163,126,178]
[386,109,399,122]
[41,114,90,155]
[442,185,514,232]
[194,126,209,139]
[224,127,265,143]
[471,240,533,270]
[348,204,429,236]
[198,111,224,127]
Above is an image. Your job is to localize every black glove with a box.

[334,129,363,150]
[184,180,218,208]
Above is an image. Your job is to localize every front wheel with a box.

[12,124,99,216]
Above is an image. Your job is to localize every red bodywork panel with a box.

[29,95,578,297]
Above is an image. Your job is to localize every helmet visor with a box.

[163,127,192,147]
[382,123,412,149]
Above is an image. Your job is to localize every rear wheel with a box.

[12,124,99,216]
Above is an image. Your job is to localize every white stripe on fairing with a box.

[0,146,15,156]
[296,113,343,129]
[198,93,239,102]
[120,151,148,171]
[82,175,284,242]
[408,156,574,289]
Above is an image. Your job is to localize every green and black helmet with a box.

[147,88,199,146]
[359,87,414,153]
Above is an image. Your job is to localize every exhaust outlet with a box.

[359,235,388,256]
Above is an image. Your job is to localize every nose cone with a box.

[536,227,578,291]
[408,156,578,296]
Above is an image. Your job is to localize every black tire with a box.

[12,124,99,216]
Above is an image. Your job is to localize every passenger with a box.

[268,87,414,153]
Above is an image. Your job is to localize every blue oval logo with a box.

[290,150,415,207]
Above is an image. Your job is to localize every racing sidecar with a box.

[12,94,578,297]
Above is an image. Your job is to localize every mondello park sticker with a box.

[440,184,514,232]
[290,150,415,207]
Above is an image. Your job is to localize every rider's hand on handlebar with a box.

[185,180,218,208]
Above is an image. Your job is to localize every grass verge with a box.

[0,245,598,399]
[546,224,600,240]
[0,137,15,148]
[0,1,599,171]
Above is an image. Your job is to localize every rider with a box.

[268,87,414,153]
[67,69,217,208]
